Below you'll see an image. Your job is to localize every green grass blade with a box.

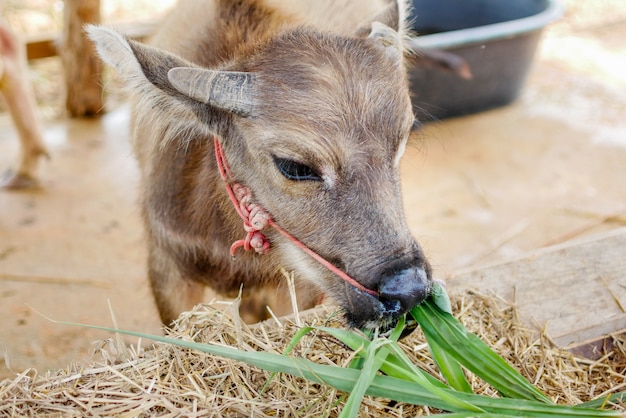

[261,325,317,394]
[429,414,530,418]
[579,392,626,410]
[316,326,445,386]
[387,314,407,342]
[417,303,549,402]
[428,335,473,393]
[367,374,622,417]
[284,326,316,355]
[411,301,552,403]
[328,327,448,388]
[379,350,449,388]
[53,320,466,412]
[425,281,473,392]
[318,326,484,413]
[290,325,622,416]
[369,373,621,416]
[383,343,485,413]
[52,321,622,417]
[340,337,389,418]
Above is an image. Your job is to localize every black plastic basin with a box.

[407,0,563,121]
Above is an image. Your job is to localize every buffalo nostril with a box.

[378,267,430,313]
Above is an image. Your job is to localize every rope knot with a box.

[228,183,271,257]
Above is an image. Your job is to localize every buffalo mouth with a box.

[340,273,432,338]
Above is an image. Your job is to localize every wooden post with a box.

[61,0,103,117]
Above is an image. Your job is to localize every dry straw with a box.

[1,291,625,417]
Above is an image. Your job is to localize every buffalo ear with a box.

[87,25,191,95]
[367,21,404,61]
[88,25,258,118]
[87,25,144,75]
[355,0,407,37]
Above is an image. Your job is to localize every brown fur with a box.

[89,0,432,329]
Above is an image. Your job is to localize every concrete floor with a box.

[1,1,625,379]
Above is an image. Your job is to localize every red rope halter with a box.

[213,135,379,297]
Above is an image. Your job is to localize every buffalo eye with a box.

[273,157,322,181]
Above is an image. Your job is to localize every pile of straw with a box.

[1,291,625,416]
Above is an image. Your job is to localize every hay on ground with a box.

[1,291,625,416]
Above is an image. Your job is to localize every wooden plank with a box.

[25,33,58,60]
[447,228,626,347]
[25,21,158,61]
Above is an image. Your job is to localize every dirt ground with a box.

[1,0,626,379]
